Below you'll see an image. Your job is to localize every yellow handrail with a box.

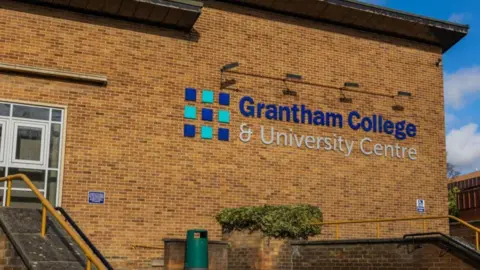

[313,215,480,251]
[0,174,106,270]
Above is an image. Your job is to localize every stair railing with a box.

[56,207,114,270]
[313,215,480,251]
[0,174,106,270]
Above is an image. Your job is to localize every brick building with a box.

[0,0,468,268]
[449,171,480,221]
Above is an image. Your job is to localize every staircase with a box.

[0,208,86,269]
[0,174,110,270]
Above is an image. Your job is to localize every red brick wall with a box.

[0,1,447,268]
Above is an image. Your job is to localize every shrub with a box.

[216,205,322,239]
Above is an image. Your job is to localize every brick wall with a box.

[450,221,480,248]
[291,240,476,270]
[164,239,228,270]
[0,229,27,270]
[0,0,447,268]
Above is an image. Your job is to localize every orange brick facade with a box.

[0,1,448,268]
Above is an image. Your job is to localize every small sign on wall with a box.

[416,199,425,213]
[88,191,105,205]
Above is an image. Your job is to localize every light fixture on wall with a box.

[220,62,240,90]
[392,105,405,111]
[286,73,302,80]
[344,82,360,88]
[221,62,240,72]
[392,90,411,111]
[283,73,301,96]
[398,91,412,97]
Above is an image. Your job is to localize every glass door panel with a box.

[11,121,47,166]
[9,189,42,209]
[8,168,45,190]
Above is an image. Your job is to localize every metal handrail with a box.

[313,215,480,251]
[56,207,114,270]
[0,174,106,270]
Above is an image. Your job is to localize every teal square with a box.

[218,110,230,123]
[202,90,214,104]
[201,126,213,139]
[184,105,196,119]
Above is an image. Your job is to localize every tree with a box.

[447,162,460,179]
[448,187,460,217]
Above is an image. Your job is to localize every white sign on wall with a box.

[416,199,425,213]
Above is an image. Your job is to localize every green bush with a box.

[215,205,322,239]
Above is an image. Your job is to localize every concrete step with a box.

[0,208,87,270]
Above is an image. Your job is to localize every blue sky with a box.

[361,0,480,174]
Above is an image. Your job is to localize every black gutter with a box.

[55,207,114,270]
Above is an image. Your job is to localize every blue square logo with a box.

[219,93,230,106]
[218,128,229,141]
[201,126,213,139]
[184,106,196,119]
[185,88,197,101]
[184,124,195,137]
[202,108,213,121]
[218,110,230,123]
[202,90,214,104]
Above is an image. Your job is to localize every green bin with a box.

[185,229,208,270]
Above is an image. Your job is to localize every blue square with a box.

[184,124,195,137]
[218,110,230,123]
[185,88,197,101]
[201,126,213,139]
[184,106,196,119]
[219,93,230,106]
[202,90,214,104]
[218,128,229,141]
[202,108,213,121]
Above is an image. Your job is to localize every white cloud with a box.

[444,66,480,109]
[448,13,470,24]
[447,124,480,172]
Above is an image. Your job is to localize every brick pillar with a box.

[223,231,292,270]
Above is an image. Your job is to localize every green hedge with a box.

[215,205,322,239]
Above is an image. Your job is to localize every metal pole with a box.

[6,179,11,207]
[476,232,479,251]
[41,206,47,238]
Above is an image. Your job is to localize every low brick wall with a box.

[0,227,27,270]
[222,231,292,270]
[450,220,480,248]
[163,238,228,270]
[291,239,476,270]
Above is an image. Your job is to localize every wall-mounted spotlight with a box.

[398,91,412,97]
[436,58,443,67]
[344,82,360,88]
[283,89,297,96]
[392,105,405,111]
[221,79,237,89]
[221,62,240,72]
[339,97,353,103]
[286,73,302,80]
